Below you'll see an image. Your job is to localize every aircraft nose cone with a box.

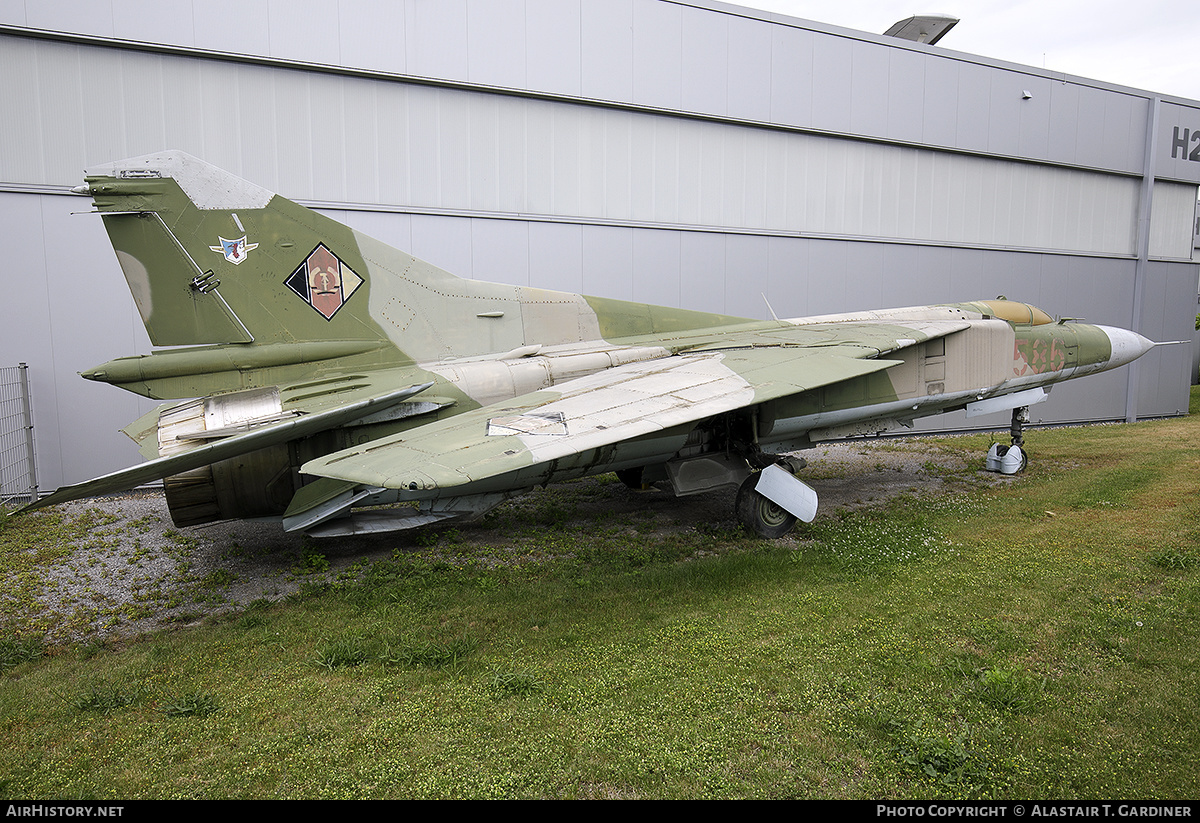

[1096,325,1155,368]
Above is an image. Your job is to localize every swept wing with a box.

[300,321,970,495]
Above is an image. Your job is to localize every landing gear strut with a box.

[985,406,1030,474]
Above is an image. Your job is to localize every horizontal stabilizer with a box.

[19,382,433,515]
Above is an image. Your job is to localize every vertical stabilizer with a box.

[80,151,388,348]
[79,151,757,367]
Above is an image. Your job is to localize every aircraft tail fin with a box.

[80,151,758,391]
[80,151,391,349]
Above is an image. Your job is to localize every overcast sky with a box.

[732,0,1200,101]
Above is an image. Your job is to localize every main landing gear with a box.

[616,448,817,540]
[735,473,797,538]
[985,405,1031,474]
[735,456,814,539]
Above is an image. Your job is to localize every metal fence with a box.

[0,363,38,505]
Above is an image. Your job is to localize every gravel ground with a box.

[5,437,1011,643]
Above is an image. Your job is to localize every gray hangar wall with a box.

[1,0,1197,494]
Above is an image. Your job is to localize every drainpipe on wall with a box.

[1126,95,1160,423]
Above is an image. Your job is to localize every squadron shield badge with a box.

[209,235,258,265]
[285,243,363,320]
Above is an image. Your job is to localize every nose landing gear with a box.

[985,406,1031,474]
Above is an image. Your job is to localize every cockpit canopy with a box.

[961,299,1054,326]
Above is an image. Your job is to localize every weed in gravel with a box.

[296,545,330,575]
[199,569,236,589]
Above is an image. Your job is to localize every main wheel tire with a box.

[735,474,797,539]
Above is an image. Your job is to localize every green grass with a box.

[0,389,1197,798]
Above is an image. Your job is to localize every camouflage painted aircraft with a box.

[21,151,1157,538]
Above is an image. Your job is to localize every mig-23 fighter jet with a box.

[20,151,1156,538]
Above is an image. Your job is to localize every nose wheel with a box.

[985,406,1031,474]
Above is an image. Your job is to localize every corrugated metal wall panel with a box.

[35,41,85,180]
[530,221,584,292]
[631,229,681,307]
[680,4,727,117]
[726,13,772,123]
[21,2,115,37]
[376,81,413,205]
[885,47,927,146]
[112,0,192,47]
[160,59,204,162]
[679,231,727,315]
[581,0,633,102]
[722,233,771,319]
[526,0,581,97]
[344,80,382,204]
[1132,262,1197,413]
[849,40,890,138]
[466,0,526,89]
[919,54,959,147]
[1016,75,1053,160]
[408,212,473,275]
[407,0,469,83]
[632,0,681,111]
[5,1,1179,179]
[0,33,1155,260]
[582,224,634,299]
[437,90,473,208]
[471,218,528,286]
[337,0,406,74]
[768,23,814,126]
[265,0,335,65]
[808,30,853,134]
[1150,182,1200,259]
[952,60,995,151]
[1,38,46,183]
